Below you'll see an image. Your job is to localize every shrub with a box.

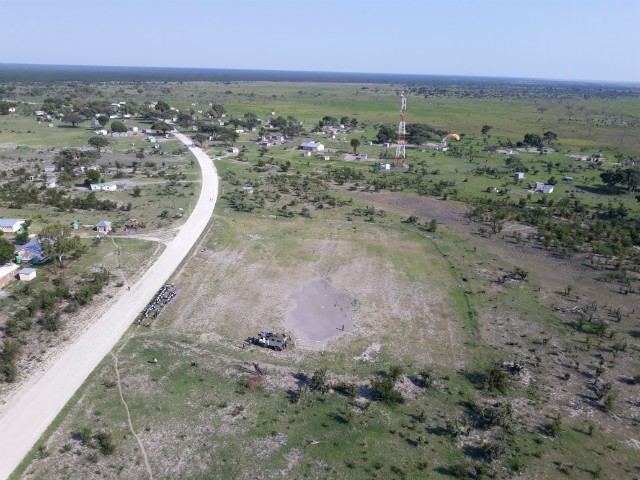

[95,431,115,455]
[310,369,329,394]
[332,381,357,398]
[371,377,404,405]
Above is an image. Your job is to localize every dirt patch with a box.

[285,277,354,347]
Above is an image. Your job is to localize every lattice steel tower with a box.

[394,90,407,168]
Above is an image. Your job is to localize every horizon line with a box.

[0,62,638,87]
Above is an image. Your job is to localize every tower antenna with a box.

[394,90,407,168]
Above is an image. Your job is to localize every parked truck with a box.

[253,331,288,351]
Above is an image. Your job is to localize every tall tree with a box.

[350,138,361,154]
[39,223,82,267]
[481,124,493,136]
[110,120,127,133]
[62,112,83,127]
[88,136,110,152]
[97,115,109,128]
[151,120,171,133]
[193,133,208,147]
[0,237,15,263]
[376,124,396,143]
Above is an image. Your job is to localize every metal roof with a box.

[0,219,20,227]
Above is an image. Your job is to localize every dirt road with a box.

[0,132,218,480]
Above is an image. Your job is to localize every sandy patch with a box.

[285,277,354,347]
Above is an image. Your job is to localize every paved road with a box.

[0,132,218,480]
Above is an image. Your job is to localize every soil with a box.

[285,277,354,347]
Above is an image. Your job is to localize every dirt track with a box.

[0,132,218,480]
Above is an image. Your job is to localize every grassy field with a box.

[3,79,640,479]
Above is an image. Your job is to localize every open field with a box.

[2,78,639,479]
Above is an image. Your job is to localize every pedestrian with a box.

[127,286,130,291]
[342,324,345,331]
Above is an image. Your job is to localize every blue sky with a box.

[1,0,638,83]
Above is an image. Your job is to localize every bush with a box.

[371,377,404,405]
[310,369,329,394]
[332,381,357,398]
[95,431,115,455]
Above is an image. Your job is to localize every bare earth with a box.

[285,277,355,347]
[0,132,218,480]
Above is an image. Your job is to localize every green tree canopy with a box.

[97,115,109,128]
[376,124,396,143]
[62,112,83,127]
[151,120,171,133]
[110,120,127,133]
[85,169,101,184]
[0,237,15,263]
[350,138,361,154]
[88,136,109,152]
[39,223,82,266]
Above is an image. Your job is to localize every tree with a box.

[88,136,109,152]
[376,124,396,143]
[0,101,10,115]
[62,112,83,127]
[193,133,208,147]
[85,169,101,185]
[97,115,109,128]
[543,131,558,142]
[623,167,640,194]
[39,223,82,267]
[151,120,171,133]
[110,120,127,133]
[155,100,171,112]
[600,169,624,192]
[522,133,543,148]
[132,186,142,197]
[350,138,361,154]
[0,237,15,263]
[481,124,493,136]
[211,103,226,118]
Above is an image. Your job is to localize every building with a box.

[18,268,37,281]
[228,147,239,154]
[358,154,368,160]
[243,186,254,194]
[128,126,139,132]
[0,219,25,234]
[45,179,56,189]
[90,119,101,127]
[514,172,525,181]
[84,164,101,171]
[543,185,554,194]
[300,141,325,152]
[0,264,19,288]
[534,182,545,193]
[15,239,46,264]
[43,165,56,173]
[90,183,117,191]
[95,220,112,233]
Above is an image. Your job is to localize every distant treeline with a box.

[0,64,638,91]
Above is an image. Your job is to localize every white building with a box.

[90,183,117,191]
[300,141,325,152]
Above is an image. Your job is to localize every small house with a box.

[243,186,254,195]
[15,239,45,264]
[90,119,101,127]
[8,107,16,113]
[543,185,554,194]
[358,154,368,160]
[18,268,37,282]
[95,220,112,233]
[514,172,525,181]
[43,165,56,173]
[0,264,19,288]
[382,142,390,148]
[35,111,45,116]
[228,147,239,154]
[300,141,325,152]
[90,183,117,192]
[0,219,25,233]
[534,182,545,193]
[303,151,312,157]
[45,179,56,189]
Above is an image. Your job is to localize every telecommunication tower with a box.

[394,90,407,168]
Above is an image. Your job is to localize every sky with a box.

[0,0,638,83]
